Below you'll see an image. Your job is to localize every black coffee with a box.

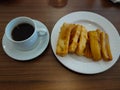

[12,23,34,41]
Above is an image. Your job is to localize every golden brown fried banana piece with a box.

[101,32,112,61]
[76,25,88,56]
[105,33,112,60]
[88,31,102,61]
[69,25,81,53]
[100,32,108,60]
[96,29,102,41]
[84,38,92,58]
[56,23,75,56]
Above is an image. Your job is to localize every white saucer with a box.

[2,20,49,61]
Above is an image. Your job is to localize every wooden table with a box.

[0,0,120,90]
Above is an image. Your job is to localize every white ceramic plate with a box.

[51,11,120,74]
[2,20,49,61]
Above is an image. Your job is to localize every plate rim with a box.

[51,11,120,74]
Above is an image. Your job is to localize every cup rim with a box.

[5,16,36,43]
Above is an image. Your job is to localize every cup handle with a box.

[34,20,47,36]
[37,28,47,36]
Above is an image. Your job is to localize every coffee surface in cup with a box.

[12,23,34,41]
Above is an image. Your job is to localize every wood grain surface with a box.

[0,0,120,90]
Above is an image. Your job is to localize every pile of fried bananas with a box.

[56,23,112,61]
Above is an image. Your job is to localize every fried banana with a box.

[69,25,81,53]
[96,29,102,41]
[84,38,92,58]
[88,31,102,61]
[76,25,88,56]
[101,32,112,61]
[56,23,75,56]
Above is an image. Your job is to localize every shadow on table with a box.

[0,0,20,5]
[101,0,120,8]
[85,0,120,9]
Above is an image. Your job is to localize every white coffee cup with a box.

[5,16,46,51]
